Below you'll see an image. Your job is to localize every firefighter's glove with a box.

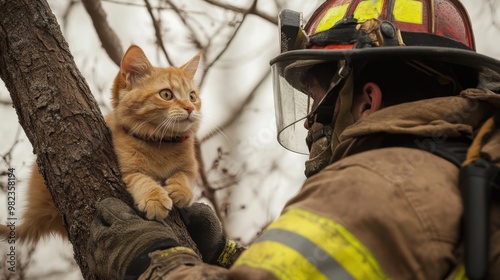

[87,197,198,279]
[182,202,245,268]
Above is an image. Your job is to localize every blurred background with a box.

[1,0,499,278]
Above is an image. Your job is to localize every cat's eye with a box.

[189,92,197,102]
[159,89,173,100]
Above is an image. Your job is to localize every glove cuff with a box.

[140,247,202,278]
[213,238,246,268]
[124,238,179,280]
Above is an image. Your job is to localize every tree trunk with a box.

[0,1,199,279]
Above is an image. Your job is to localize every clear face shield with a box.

[272,9,352,154]
[271,56,349,154]
[271,61,310,154]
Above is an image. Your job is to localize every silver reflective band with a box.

[256,228,355,280]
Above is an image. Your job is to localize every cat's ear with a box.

[121,45,153,85]
[180,51,202,79]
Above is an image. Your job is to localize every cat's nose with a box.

[184,106,194,114]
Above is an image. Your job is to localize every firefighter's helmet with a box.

[272,0,500,154]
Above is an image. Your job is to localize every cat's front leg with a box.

[123,173,172,221]
[165,172,194,208]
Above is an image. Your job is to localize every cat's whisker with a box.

[197,113,234,146]
[157,119,172,145]
[153,116,175,138]
[128,116,158,137]
[156,117,174,137]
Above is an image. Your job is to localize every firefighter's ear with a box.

[352,82,383,120]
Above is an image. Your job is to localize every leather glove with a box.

[181,203,245,268]
[87,197,199,279]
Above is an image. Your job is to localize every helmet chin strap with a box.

[304,71,355,177]
[330,71,355,152]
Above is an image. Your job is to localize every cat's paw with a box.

[166,184,193,208]
[136,189,173,221]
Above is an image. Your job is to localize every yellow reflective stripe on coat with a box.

[449,265,468,280]
[233,208,389,279]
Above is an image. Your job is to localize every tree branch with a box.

[204,0,278,25]
[81,0,123,66]
[144,0,174,66]
[194,141,228,235]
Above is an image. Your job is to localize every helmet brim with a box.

[271,46,500,73]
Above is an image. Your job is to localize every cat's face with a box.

[112,45,201,139]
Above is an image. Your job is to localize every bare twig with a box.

[195,141,228,235]
[487,0,500,29]
[199,14,242,86]
[204,0,278,25]
[144,0,174,66]
[164,0,204,50]
[81,0,124,66]
[0,126,22,168]
[200,67,271,143]
[61,0,79,34]
[0,99,12,106]
[102,0,146,7]
[101,0,206,15]
[208,13,242,66]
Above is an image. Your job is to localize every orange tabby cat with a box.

[0,45,201,243]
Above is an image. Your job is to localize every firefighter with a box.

[87,0,500,279]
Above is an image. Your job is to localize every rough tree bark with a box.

[0,1,199,279]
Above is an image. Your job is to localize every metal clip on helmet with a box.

[271,0,500,154]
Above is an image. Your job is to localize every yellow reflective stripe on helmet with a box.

[315,4,349,33]
[393,0,423,24]
[353,0,384,22]
[233,208,389,280]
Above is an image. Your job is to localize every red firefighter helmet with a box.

[271,0,500,154]
[305,0,475,50]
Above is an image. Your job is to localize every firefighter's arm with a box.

[86,197,201,279]
[182,203,246,268]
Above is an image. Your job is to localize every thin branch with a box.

[0,99,12,106]
[101,0,208,16]
[0,126,22,167]
[102,0,146,7]
[204,12,243,71]
[200,67,271,143]
[204,0,278,25]
[81,0,124,66]
[144,0,174,66]
[164,0,204,50]
[200,3,252,85]
[487,0,500,29]
[61,0,79,34]
[195,141,228,235]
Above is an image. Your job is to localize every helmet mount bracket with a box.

[279,9,308,53]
